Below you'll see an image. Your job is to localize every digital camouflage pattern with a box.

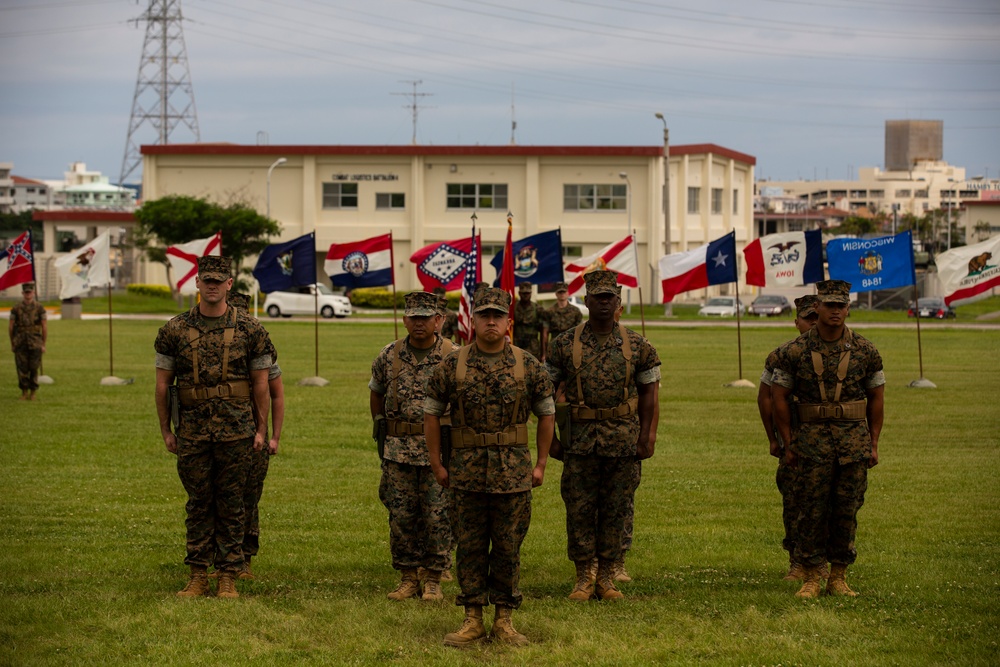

[9,299,46,390]
[424,342,554,493]
[761,345,800,557]
[378,460,453,571]
[513,300,543,357]
[154,305,273,442]
[241,436,270,559]
[543,302,583,337]
[620,459,641,554]
[793,457,868,566]
[545,321,661,457]
[561,454,641,562]
[442,310,459,341]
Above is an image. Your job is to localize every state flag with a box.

[564,235,638,295]
[409,236,475,292]
[253,233,317,293]
[325,233,393,289]
[166,232,222,295]
[826,231,915,293]
[743,230,824,287]
[658,231,737,303]
[935,235,1000,307]
[0,230,35,291]
[55,231,112,299]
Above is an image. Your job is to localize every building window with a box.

[788,220,803,232]
[895,189,911,198]
[687,187,700,214]
[563,184,626,211]
[870,189,884,198]
[711,188,723,214]
[447,183,507,210]
[733,189,739,214]
[322,182,358,209]
[375,192,405,210]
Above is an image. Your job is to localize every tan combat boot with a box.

[441,568,453,582]
[422,569,444,601]
[387,569,420,601]
[443,605,487,648]
[826,563,858,597]
[613,555,632,583]
[795,565,825,599]
[595,559,625,600]
[568,560,596,601]
[491,606,529,646]
[238,556,254,581]
[783,560,805,581]
[588,558,598,584]
[217,569,239,599]
[176,566,211,597]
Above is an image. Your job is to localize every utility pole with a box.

[655,112,672,316]
[120,0,200,185]
[392,80,433,145]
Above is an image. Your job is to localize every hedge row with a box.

[127,284,173,299]
[348,287,459,310]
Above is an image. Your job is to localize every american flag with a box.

[458,232,480,343]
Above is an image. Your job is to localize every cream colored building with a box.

[141,143,756,302]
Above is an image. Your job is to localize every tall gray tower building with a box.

[885,120,942,171]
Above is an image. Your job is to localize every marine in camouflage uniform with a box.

[433,286,459,342]
[370,291,455,602]
[513,282,542,358]
[545,270,660,601]
[771,280,884,599]
[540,281,582,362]
[8,282,47,400]
[154,256,273,598]
[756,295,819,581]
[424,287,554,648]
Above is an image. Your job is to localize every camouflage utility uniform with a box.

[543,301,583,341]
[9,298,47,392]
[242,340,281,565]
[424,342,554,610]
[441,309,459,342]
[761,346,800,561]
[154,305,272,572]
[371,333,456,577]
[513,297,543,358]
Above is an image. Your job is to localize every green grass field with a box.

[1,318,998,665]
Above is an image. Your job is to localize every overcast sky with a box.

[2,0,998,185]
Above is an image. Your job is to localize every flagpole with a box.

[108,284,114,377]
[725,258,753,388]
[637,286,646,338]
[314,286,320,377]
[389,230,398,339]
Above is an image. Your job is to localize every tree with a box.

[974,220,992,242]
[826,214,878,237]
[0,210,44,252]
[133,195,281,291]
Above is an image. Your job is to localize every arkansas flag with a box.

[659,231,738,303]
[166,232,222,295]
[564,235,639,295]
[743,230,824,287]
[55,230,112,299]
[325,233,393,289]
[0,231,35,291]
[934,235,1000,307]
[409,236,475,291]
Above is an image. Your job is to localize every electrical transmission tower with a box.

[119,0,200,185]
[392,80,433,145]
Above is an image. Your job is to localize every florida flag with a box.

[325,233,393,289]
[743,230,824,287]
[934,235,1000,307]
[659,231,738,303]
[564,235,639,295]
[166,232,222,295]
[0,230,35,291]
[409,236,475,291]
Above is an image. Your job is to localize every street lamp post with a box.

[266,157,287,219]
[655,112,672,316]
[619,171,633,314]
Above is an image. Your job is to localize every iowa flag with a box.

[743,230,824,287]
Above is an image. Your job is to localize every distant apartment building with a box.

[0,162,13,213]
[10,176,55,212]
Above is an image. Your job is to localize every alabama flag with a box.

[659,231,738,303]
[564,235,639,295]
[166,232,222,295]
[743,230,824,287]
[935,235,1000,307]
[326,233,393,289]
[409,236,476,292]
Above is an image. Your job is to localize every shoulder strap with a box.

[388,339,406,414]
[221,327,235,382]
[455,344,473,427]
[572,323,587,406]
[188,327,200,385]
[618,323,633,402]
[511,346,525,419]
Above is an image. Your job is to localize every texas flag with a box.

[0,230,35,291]
[325,233,394,289]
[409,236,475,291]
[743,230,824,287]
[564,235,639,295]
[166,232,222,295]
[659,231,738,303]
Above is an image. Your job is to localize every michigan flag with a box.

[489,229,563,286]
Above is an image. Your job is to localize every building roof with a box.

[62,182,131,194]
[32,210,135,223]
[12,175,47,186]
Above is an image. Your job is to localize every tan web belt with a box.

[571,397,638,422]
[178,380,251,406]
[386,419,424,437]
[451,424,529,448]
[797,401,866,422]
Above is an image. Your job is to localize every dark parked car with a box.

[749,294,792,317]
[907,297,956,319]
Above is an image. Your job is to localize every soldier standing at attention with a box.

[513,282,542,358]
[424,287,554,648]
[771,280,884,598]
[433,286,459,342]
[154,256,272,599]
[370,291,455,602]
[540,281,582,362]
[8,282,47,400]
[545,270,660,602]
[756,295,819,581]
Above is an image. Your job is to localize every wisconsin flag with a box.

[325,233,393,289]
[0,230,35,291]
[55,230,112,299]
[743,229,824,287]
[826,231,915,293]
[935,235,1000,307]
[409,236,475,292]
[659,231,737,303]
[166,232,222,295]
[253,233,317,293]
[564,235,638,295]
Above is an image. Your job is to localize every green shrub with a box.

[349,287,460,309]
[126,283,173,299]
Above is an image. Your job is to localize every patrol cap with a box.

[473,287,511,314]
[554,281,569,293]
[436,295,449,316]
[518,281,532,292]
[227,292,251,311]
[584,270,620,296]
[795,295,819,318]
[22,282,35,292]
[198,255,232,281]
[404,291,440,317]
[816,279,852,304]
[432,286,446,296]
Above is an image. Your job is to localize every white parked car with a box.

[566,295,590,317]
[263,283,351,318]
[698,296,746,317]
